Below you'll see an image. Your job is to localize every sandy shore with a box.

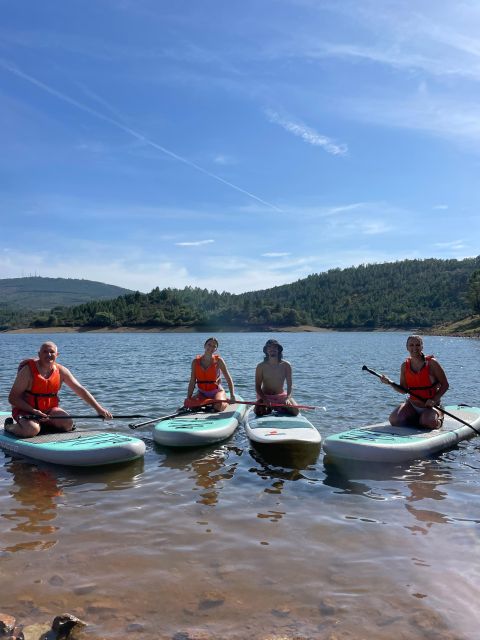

[3,324,333,334]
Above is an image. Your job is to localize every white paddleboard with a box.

[153,398,248,447]
[323,404,480,463]
[244,407,321,446]
[0,412,145,467]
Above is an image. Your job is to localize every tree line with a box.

[1,257,480,331]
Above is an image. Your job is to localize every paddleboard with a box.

[0,412,146,466]
[244,407,321,446]
[153,397,248,447]
[323,404,480,463]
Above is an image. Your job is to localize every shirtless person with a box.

[7,341,112,438]
[255,339,299,416]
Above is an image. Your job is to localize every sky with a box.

[1,0,479,294]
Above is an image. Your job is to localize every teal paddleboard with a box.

[0,412,145,466]
[153,397,248,447]
[323,405,480,463]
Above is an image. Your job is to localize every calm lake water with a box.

[1,331,480,639]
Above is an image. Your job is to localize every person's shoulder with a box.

[56,363,69,376]
[15,360,33,380]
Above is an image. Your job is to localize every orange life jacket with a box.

[23,359,61,411]
[405,355,439,401]
[194,354,221,393]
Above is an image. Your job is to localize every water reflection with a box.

[0,453,146,553]
[1,460,61,552]
[248,447,318,487]
[157,443,242,506]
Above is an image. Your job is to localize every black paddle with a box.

[17,414,147,421]
[362,364,479,434]
[128,409,190,430]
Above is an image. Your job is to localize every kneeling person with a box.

[7,341,112,438]
[255,339,299,417]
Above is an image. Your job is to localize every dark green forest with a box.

[1,258,480,331]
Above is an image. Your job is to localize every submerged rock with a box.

[51,614,86,640]
[0,614,16,635]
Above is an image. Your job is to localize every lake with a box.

[1,331,479,639]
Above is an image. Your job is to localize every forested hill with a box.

[2,258,480,331]
[0,277,133,310]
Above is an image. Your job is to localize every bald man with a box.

[7,341,112,438]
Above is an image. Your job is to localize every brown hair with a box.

[204,337,219,349]
[263,339,283,361]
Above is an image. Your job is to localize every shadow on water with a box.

[249,440,321,470]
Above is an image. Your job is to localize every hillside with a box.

[0,277,133,310]
[433,315,480,338]
[3,257,478,332]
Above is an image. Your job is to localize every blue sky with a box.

[1,0,479,293]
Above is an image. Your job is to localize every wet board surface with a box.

[0,412,145,466]
[322,405,480,463]
[244,408,321,446]
[153,397,248,447]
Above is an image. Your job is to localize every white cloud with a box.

[265,109,348,156]
[262,252,291,257]
[434,240,466,250]
[213,154,235,165]
[175,239,215,247]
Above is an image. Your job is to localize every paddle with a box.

[128,409,190,430]
[362,364,480,433]
[232,400,325,411]
[17,414,147,421]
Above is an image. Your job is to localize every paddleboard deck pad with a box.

[153,398,248,447]
[0,413,145,466]
[323,405,480,463]
[245,408,321,446]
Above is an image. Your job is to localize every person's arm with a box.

[426,360,449,407]
[8,366,48,418]
[284,361,293,400]
[186,360,197,399]
[218,358,235,402]
[381,363,407,395]
[59,366,112,419]
[255,364,265,402]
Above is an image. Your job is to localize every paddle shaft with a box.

[129,398,323,430]
[234,400,320,410]
[186,399,322,410]
[362,365,479,433]
[17,414,147,421]
[128,410,187,429]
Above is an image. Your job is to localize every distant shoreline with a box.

[3,324,334,334]
[2,324,478,338]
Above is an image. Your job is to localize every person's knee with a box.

[389,411,399,426]
[419,412,440,429]
[17,422,41,438]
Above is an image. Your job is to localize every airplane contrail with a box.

[0,58,282,212]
